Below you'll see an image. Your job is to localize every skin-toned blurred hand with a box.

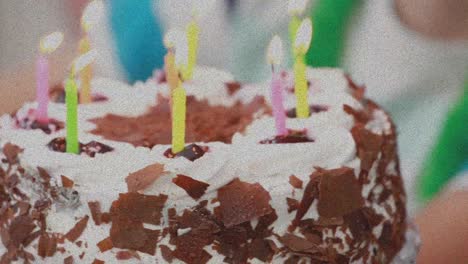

[415,191,468,264]
[396,0,468,40]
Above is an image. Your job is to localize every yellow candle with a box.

[289,15,301,56]
[165,50,178,92]
[184,19,200,80]
[171,84,186,153]
[293,18,313,119]
[294,55,308,118]
[79,37,93,104]
[288,0,309,56]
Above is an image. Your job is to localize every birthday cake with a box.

[0,67,418,263]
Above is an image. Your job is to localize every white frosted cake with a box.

[0,67,418,263]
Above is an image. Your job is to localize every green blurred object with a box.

[418,82,468,202]
[306,0,360,67]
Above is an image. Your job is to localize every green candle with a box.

[65,76,79,154]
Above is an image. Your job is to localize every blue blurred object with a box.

[109,0,165,83]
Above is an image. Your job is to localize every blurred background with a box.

[0,0,467,262]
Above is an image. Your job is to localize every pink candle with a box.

[36,55,49,123]
[271,72,287,136]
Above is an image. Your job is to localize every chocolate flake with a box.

[110,219,160,255]
[65,216,89,242]
[217,178,272,227]
[64,256,74,264]
[90,95,269,147]
[159,245,174,262]
[225,81,242,96]
[110,193,168,225]
[286,105,329,118]
[88,201,103,225]
[351,125,384,172]
[61,175,74,188]
[280,233,320,254]
[126,163,165,192]
[9,215,35,247]
[287,198,300,213]
[38,233,57,257]
[289,175,303,189]
[47,137,114,158]
[91,259,105,264]
[317,167,364,218]
[172,174,209,200]
[259,130,313,144]
[293,172,321,227]
[116,251,140,260]
[164,144,207,162]
[15,115,64,134]
[97,237,113,252]
[2,143,23,164]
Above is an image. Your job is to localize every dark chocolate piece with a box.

[172,174,210,200]
[15,115,64,134]
[259,130,313,144]
[47,137,114,158]
[91,95,269,147]
[286,105,329,118]
[164,144,207,162]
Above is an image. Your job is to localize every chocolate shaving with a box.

[91,259,105,264]
[289,175,303,189]
[317,167,364,218]
[2,143,23,164]
[287,198,300,213]
[47,137,114,158]
[64,256,74,264]
[65,216,89,242]
[286,105,329,118]
[116,251,140,260]
[159,245,174,262]
[97,237,113,252]
[38,233,57,257]
[110,193,168,225]
[351,125,384,172]
[293,172,321,228]
[249,238,275,262]
[37,167,51,183]
[126,163,165,192]
[88,201,103,225]
[164,144,208,162]
[225,81,242,96]
[9,215,35,247]
[61,175,74,188]
[172,174,209,200]
[345,74,366,101]
[90,95,269,147]
[216,178,272,227]
[259,130,313,144]
[15,116,64,134]
[110,218,160,255]
[280,234,320,254]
